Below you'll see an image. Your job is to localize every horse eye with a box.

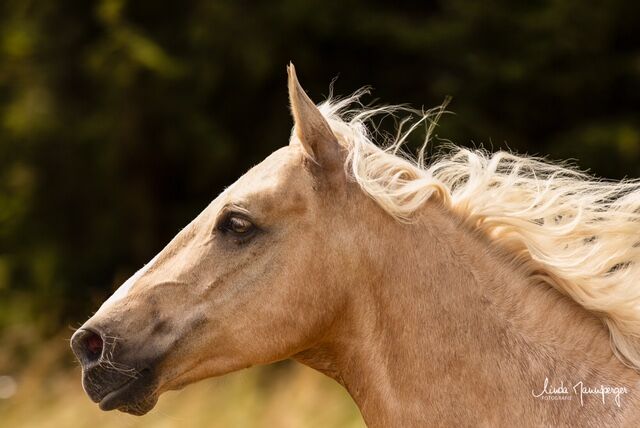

[229,217,252,233]
[219,214,254,235]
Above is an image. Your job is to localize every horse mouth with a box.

[94,369,158,415]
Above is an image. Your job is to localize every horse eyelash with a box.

[215,212,259,241]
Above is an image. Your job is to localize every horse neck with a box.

[296,199,639,426]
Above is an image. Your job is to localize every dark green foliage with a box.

[0,0,638,333]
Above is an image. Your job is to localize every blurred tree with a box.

[0,0,638,335]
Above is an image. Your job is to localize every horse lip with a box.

[98,376,138,411]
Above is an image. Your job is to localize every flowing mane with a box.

[74,67,640,424]
[317,91,640,370]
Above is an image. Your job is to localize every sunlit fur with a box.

[72,68,640,424]
[317,92,640,371]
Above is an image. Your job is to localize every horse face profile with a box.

[70,65,370,415]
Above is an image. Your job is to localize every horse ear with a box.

[287,63,342,170]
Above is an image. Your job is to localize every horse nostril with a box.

[85,331,104,360]
[71,328,104,366]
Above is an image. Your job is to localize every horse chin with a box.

[113,394,158,416]
[94,369,159,415]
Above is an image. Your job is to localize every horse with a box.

[71,64,640,426]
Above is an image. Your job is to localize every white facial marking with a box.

[97,182,236,312]
[100,252,161,309]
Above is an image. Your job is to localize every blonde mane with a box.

[317,91,640,370]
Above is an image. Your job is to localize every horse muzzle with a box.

[70,327,159,415]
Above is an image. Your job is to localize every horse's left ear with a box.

[287,63,342,171]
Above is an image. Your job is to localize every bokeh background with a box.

[1,0,639,426]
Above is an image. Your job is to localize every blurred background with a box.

[1,0,639,426]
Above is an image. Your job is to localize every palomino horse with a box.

[72,64,640,426]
